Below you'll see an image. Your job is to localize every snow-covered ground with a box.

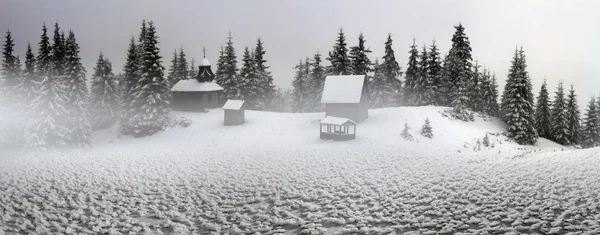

[1,107,599,234]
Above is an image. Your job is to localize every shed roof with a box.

[320,75,366,104]
[171,80,223,92]
[320,116,356,126]
[223,100,246,110]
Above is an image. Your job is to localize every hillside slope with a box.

[1,107,598,234]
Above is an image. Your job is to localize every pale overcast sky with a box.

[1,0,599,104]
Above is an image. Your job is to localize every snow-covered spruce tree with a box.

[36,23,52,78]
[581,97,600,148]
[18,42,38,106]
[428,40,443,105]
[535,79,552,138]
[500,47,537,145]
[254,38,276,106]
[214,46,225,81]
[401,120,413,141]
[379,34,403,107]
[489,73,500,116]
[327,28,351,76]
[421,117,433,138]
[349,33,373,76]
[369,60,385,108]
[445,23,473,103]
[291,59,309,112]
[26,75,70,149]
[480,69,499,117]
[119,37,139,135]
[90,53,118,129]
[188,57,197,78]
[239,46,261,109]
[469,61,484,112]
[410,44,432,106]
[306,51,326,112]
[177,46,188,81]
[451,79,473,121]
[51,23,66,79]
[129,21,171,137]
[63,30,92,147]
[566,84,581,145]
[403,39,419,106]
[216,33,242,100]
[167,49,178,86]
[439,53,452,106]
[2,29,20,100]
[550,81,569,145]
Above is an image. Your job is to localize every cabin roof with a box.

[171,80,223,92]
[320,116,356,126]
[320,75,366,104]
[223,100,246,110]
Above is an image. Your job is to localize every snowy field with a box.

[1,107,600,234]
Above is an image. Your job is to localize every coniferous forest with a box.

[1,21,599,150]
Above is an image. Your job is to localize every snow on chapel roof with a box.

[171,79,223,92]
[320,116,356,125]
[199,58,211,66]
[222,100,245,110]
[320,75,366,104]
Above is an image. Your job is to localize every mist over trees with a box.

[1,21,598,149]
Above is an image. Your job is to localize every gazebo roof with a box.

[320,116,356,126]
[223,100,246,110]
[171,80,223,92]
[321,75,366,104]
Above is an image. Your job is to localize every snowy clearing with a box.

[1,107,599,234]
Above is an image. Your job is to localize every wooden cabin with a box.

[223,100,246,126]
[320,75,370,123]
[320,116,356,141]
[171,57,223,111]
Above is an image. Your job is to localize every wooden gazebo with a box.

[320,116,356,141]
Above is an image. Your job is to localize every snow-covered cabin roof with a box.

[199,58,211,66]
[222,100,245,110]
[320,116,356,126]
[320,75,366,104]
[171,79,223,92]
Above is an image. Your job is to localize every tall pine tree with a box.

[36,23,52,78]
[51,23,66,78]
[63,30,92,147]
[370,60,385,108]
[119,37,139,135]
[428,40,443,105]
[254,38,276,108]
[469,61,484,111]
[349,33,373,76]
[410,44,431,106]
[535,79,552,138]
[327,29,351,76]
[176,46,188,82]
[2,29,19,94]
[445,23,473,103]
[566,84,581,145]
[403,39,419,106]
[239,46,261,109]
[581,97,600,148]
[480,69,500,117]
[292,59,309,112]
[501,47,537,145]
[90,53,118,129]
[130,21,171,136]
[550,81,569,145]
[379,34,403,107]
[216,33,242,99]
[167,49,178,86]
[307,51,326,111]
[18,42,38,106]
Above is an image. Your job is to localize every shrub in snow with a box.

[169,117,192,128]
[483,134,490,147]
[400,121,414,141]
[421,118,433,138]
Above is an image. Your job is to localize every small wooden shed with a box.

[223,100,246,126]
[320,116,357,141]
[321,75,370,123]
